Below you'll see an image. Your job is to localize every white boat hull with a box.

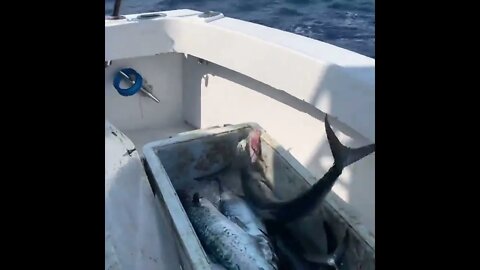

[105,9,375,270]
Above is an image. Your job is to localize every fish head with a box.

[248,129,263,163]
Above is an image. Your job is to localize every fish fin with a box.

[257,233,275,253]
[257,228,278,258]
[257,116,375,224]
[325,115,375,170]
[323,221,337,254]
[331,230,349,263]
[230,216,249,231]
[304,229,350,270]
[254,236,278,267]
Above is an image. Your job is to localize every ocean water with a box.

[105,0,375,58]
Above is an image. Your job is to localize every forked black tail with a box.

[263,115,375,224]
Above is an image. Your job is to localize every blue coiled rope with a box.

[113,68,143,96]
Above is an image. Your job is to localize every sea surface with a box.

[105,0,375,58]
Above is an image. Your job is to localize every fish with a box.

[210,262,227,270]
[269,221,349,270]
[240,115,375,224]
[206,252,228,270]
[177,190,277,270]
[217,179,278,265]
[191,129,256,179]
[236,166,281,209]
[188,177,223,209]
[193,127,273,188]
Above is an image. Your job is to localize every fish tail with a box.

[323,220,337,254]
[325,115,375,171]
[258,232,279,264]
[262,115,375,223]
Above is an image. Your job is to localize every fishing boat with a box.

[105,6,375,270]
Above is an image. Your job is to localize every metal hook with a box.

[118,70,160,103]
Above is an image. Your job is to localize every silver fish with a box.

[217,181,278,266]
[178,191,276,270]
[210,262,227,270]
[189,177,223,209]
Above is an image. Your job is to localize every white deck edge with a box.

[105,9,375,142]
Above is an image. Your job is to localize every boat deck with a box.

[105,121,184,270]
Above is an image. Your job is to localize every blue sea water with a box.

[105,0,375,58]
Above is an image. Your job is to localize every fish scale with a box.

[179,191,274,270]
[218,185,278,266]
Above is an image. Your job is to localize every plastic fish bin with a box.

[143,123,375,270]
